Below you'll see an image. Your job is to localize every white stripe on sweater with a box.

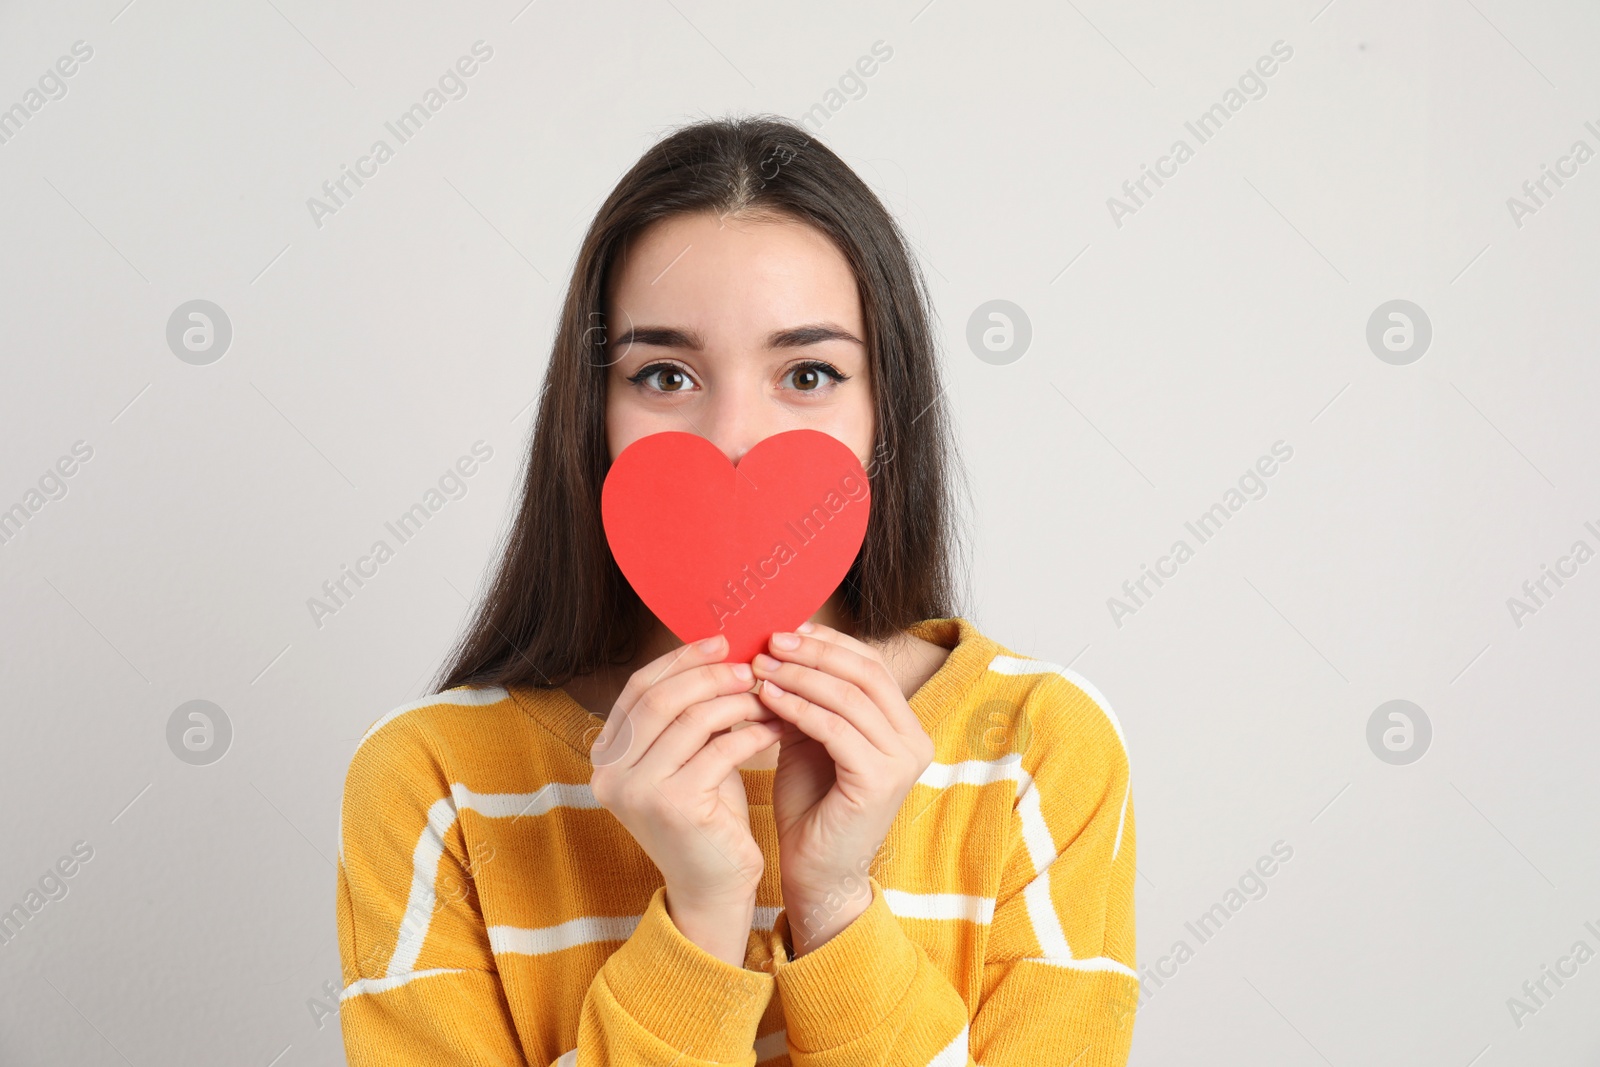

[341,967,464,1001]
[883,889,995,924]
[987,654,1136,981]
[340,686,511,865]
[929,1024,969,1067]
[488,902,785,958]
[451,782,601,819]
[985,655,1130,861]
[486,885,1000,963]
[460,768,1022,818]
[1028,954,1139,978]
[358,686,511,749]
[386,796,460,976]
[915,751,1025,789]
[985,655,1127,765]
[489,913,643,955]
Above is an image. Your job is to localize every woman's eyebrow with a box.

[768,323,864,348]
[611,325,703,349]
[610,322,863,350]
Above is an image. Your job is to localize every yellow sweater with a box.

[336,617,1138,1065]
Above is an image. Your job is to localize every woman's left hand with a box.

[751,622,935,955]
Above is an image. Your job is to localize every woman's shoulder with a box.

[337,684,590,850]
[345,684,518,767]
[341,682,591,795]
[949,620,1130,773]
[990,649,1125,741]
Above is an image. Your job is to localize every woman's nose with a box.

[702,388,773,467]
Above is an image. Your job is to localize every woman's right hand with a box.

[587,632,780,965]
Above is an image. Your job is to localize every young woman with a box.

[336,115,1137,1066]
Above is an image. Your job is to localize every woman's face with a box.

[603,210,874,469]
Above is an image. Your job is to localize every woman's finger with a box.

[755,677,879,774]
[780,626,923,738]
[793,620,884,664]
[671,720,784,796]
[793,620,934,739]
[596,633,726,750]
[633,692,774,777]
[593,657,754,769]
[754,657,898,755]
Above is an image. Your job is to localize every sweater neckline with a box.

[507,618,994,806]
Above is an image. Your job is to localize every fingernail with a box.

[771,632,800,650]
[762,679,784,698]
[731,662,753,682]
[797,621,815,633]
[697,634,725,653]
[753,653,781,672]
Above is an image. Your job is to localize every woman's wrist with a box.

[663,887,758,968]
[782,882,872,958]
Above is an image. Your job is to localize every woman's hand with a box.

[587,632,782,966]
[751,622,936,956]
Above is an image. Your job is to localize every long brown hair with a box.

[433,114,969,693]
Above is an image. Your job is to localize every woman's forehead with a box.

[607,212,863,329]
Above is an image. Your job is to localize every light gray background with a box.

[2,0,1597,1063]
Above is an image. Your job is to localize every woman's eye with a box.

[785,361,848,392]
[628,363,695,393]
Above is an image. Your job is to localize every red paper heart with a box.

[601,429,872,664]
